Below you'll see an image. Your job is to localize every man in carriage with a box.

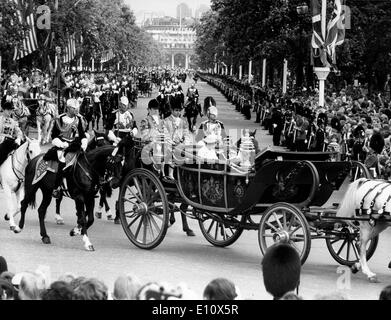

[163,101,191,180]
[44,98,89,198]
[0,102,24,168]
[196,106,227,146]
[140,99,165,143]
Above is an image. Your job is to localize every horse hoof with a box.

[388,261,391,269]
[55,217,65,225]
[185,229,196,237]
[42,236,51,245]
[351,264,360,274]
[368,276,378,283]
[85,245,95,252]
[70,227,81,237]
[13,227,22,234]
[95,212,102,219]
[114,218,120,225]
[4,214,9,221]
[107,215,114,221]
[9,225,16,231]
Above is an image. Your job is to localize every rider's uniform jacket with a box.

[172,84,183,94]
[140,114,165,142]
[198,119,226,143]
[163,115,191,146]
[186,88,199,99]
[110,109,138,139]
[51,113,87,146]
[0,114,23,144]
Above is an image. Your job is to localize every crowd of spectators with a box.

[1,253,389,300]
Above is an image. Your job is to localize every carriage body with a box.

[118,139,381,266]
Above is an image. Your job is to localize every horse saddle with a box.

[64,152,79,170]
[32,155,59,186]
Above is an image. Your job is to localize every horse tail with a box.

[336,178,366,218]
[24,157,40,209]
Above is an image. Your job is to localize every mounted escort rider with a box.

[196,106,227,145]
[44,98,88,198]
[0,102,24,167]
[107,96,138,145]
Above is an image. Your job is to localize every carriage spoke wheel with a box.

[198,213,245,247]
[325,225,379,266]
[119,169,169,250]
[259,203,311,265]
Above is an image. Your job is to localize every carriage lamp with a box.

[239,136,256,171]
[152,133,166,171]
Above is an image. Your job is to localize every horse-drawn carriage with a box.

[117,137,390,274]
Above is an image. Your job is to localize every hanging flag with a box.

[325,0,346,64]
[13,0,38,61]
[311,0,324,49]
[101,49,115,63]
[63,34,76,64]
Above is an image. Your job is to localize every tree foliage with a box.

[1,0,164,70]
[195,0,391,91]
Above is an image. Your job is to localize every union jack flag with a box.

[101,49,115,63]
[13,0,38,61]
[326,0,346,64]
[63,34,76,64]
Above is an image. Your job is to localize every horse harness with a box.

[10,144,31,191]
[355,179,391,220]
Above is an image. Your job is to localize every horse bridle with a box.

[11,142,30,184]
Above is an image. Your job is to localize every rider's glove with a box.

[15,138,21,146]
[81,138,88,152]
[63,142,69,149]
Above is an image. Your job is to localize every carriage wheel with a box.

[198,213,245,247]
[118,169,169,250]
[325,225,379,266]
[258,203,311,265]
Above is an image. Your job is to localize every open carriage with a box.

[117,137,387,267]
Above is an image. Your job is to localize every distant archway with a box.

[174,53,186,68]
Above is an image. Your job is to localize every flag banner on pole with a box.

[63,34,76,64]
[311,0,324,50]
[325,0,346,64]
[13,0,38,61]
[101,49,115,63]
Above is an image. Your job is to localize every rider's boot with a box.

[53,162,65,199]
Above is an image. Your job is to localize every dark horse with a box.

[184,95,203,133]
[80,96,94,131]
[54,130,115,223]
[157,93,173,119]
[15,142,126,251]
[203,96,216,116]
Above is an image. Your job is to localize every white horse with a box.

[337,178,391,282]
[1,138,41,230]
[36,101,57,145]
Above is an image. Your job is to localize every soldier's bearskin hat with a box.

[370,132,385,154]
[353,125,365,139]
[330,117,342,132]
[317,113,328,126]
[262,244,301,299]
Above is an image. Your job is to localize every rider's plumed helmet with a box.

[66,98,80,110]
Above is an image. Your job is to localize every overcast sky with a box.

[125,0,211,17]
